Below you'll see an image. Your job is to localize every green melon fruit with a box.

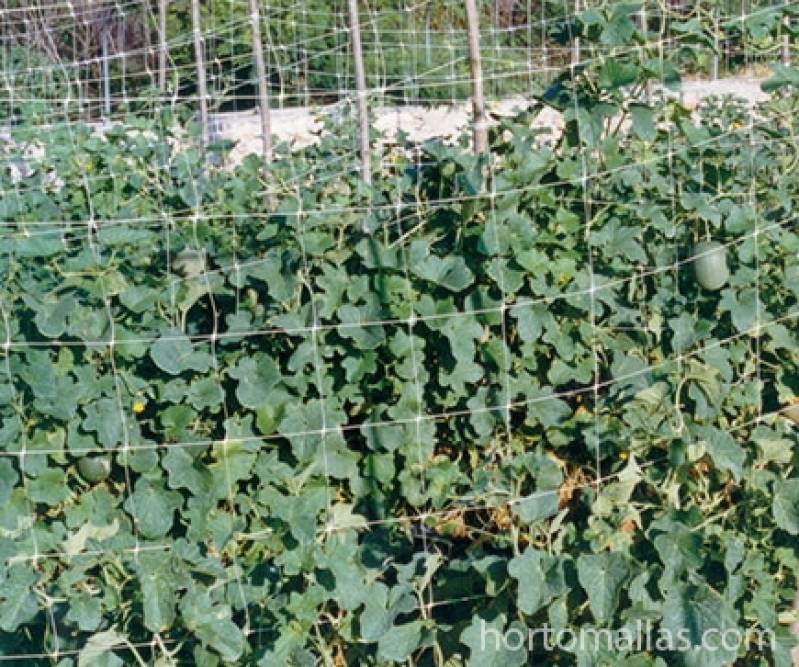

[693,241,729,291]
[78,455,111,483]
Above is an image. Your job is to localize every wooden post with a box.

[424,2,433,65]
[190,0,209,147]
[348,0,371,184]
[711,6,719,81]
[639,2,649,101]
[118,13,126,100]
[465,0,488,155]
[572,0,581,68]
[102,29,111,117]
[639,3,647,42]
[248,0,273,162]
[159,0,168,91]
[784,0,791,66]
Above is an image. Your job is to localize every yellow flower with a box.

[619,451,629,461]
[133,401,145,415]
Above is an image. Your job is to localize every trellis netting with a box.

[2,1,799,665]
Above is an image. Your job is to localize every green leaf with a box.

[119,285,157,313]
[150,330,212,375]
[28,294,76,338]
[326,503,368,532]
[0,459,18,505]
[187,377,224,410]
[576,552,629,623]
[28,467,68,505]
[761,64,799,92]
[461,615,527,667]
[336,304,386,350]
[662,584,739,666]
[719,287,757,334]
[82,398,124,449]
[512,491,559,524]
[124,478,181,539]
[695,425,746,482]
[410,241,474,291]
[514,305,548,344]
[653,521,704,577]
[377,620,424,662]
[66,593,102,632]
[592,219,647,263]
[629,104,656,141]
[0,566,38,632]
[137,553,176,633]
[669,311,708,352]
[508,548,568,616]
[228,354,281,409]
[773,479,799,535]
[160,405,196,441]
[248,249,296,301]
[181,590,245,662]
[359,583,413,642]
[598,59,638,89]
[600,4,639,46]
[162,446,210,493]
[208,440,257,498]
[63,519,120,557]
[78,628,126,667]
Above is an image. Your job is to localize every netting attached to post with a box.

[0,1,797,665]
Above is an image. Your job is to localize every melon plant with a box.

[0,24,797,667]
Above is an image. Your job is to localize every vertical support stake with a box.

[159,0,168,91]
[102,29,111,117]
[783,0,791,66]
[465,0,488,156]
[118,13,126,101]
[348,0,371,185]
[572,0,581,68]
[190,0,209,147]
[640,1,650,101]
[711,6,719,81]
[248,0,273,162]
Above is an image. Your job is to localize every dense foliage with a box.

[2,5,799,666]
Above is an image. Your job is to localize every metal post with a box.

[159,0,168,91]
[348,0,371,185]
[248,0,273,162]
[190,0,209,147]
[465,0,488,155]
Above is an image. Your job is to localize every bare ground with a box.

[208,77,768,165]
